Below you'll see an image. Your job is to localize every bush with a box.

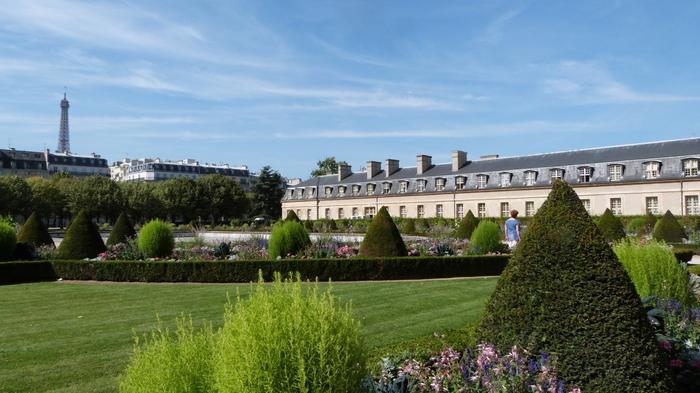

[13,242,36,260]
[57,210,106,259]
[644,212,658,234]
[613,239,695,307]
[626,216,646,236]
[359,207,407,257]
[0,221,17,261]
[119,317,214,393]
[107,213,136,247]
[596,208,626,242]
[17,212,54,248]
[213,273,366,392]
[402,218,416,235]
[138,220,175,258]
[455,210,479,240]
[285,210,301,222]
[469,221,502,254]
[479,180,672,392]
[304,220,313,231]
[268,220,310,259]
[0,261,56,284]
[653,210,686,243]
[327,219,338,231]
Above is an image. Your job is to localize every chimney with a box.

[385,159,399,177]
[416,155,432,175]
[338,163,352,181]
[452,150,467,171]
[366,161,381,179]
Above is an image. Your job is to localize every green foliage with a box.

[138,220,175,258]
[107,213,137,247]
[479,180,672,392]
[469,221,502,254]
[119,317,214,393]
[213,273,366,392]
[17,212,54,248]
[118,181,163,223]
[154,178,203,223]
[27,177,64,220]
[66,176,124,220]
[251,166,285,219]
[285,210,301,222]
[359,207,407,257]
[626,216,647,236]
[268,220,311,258]
[596,208,626,242]
[57,210,106,259]
[197,174,249,224]
[310,156,349,177]
[644,212,658,234]
[613,239,695,306]
[689,265,700,275]
[0,176,32,217]
[304,219,313,231]
[0,221,17,261]
[402,218,416,235]
[653,210,686,243]
[327,219,338,231]
[455,210,479,239]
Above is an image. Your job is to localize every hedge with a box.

[0,255,509,284]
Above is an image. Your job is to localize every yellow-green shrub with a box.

[0,221,16,261]
[138,219,174,258]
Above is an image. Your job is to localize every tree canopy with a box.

[310,157,348,177]
[251,166,285,218]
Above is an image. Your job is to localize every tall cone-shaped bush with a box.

[107,212,136,246]
[479,180,672,392]
[17,212,54,247]
[455,210,479,239]
[57,210,106,259]
[285,210,301,222]
[653,210,686,243]
[596,208,626,242]
[359,206,407,257]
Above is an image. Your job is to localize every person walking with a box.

[505,209,521,249]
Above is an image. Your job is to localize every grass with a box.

[0,277,496,393]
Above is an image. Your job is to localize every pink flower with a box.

[659,340,672,351]
[670,359,683,368]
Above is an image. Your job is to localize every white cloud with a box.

[474,8,524,44]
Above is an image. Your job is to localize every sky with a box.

[0,0,699,179]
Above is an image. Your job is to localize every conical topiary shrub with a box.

[57,210,106,259]
[455,210,479,239]
[285,210,301,222]
[107,212,136,246]
[653,210,686,243]
[359,207,407,257]
[17,212,54,248]
[596,208,626,242]
[479,180,672,392]
[644,212,658,235]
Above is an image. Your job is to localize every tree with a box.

[310,157,348,177]
[197,175,249,224]
[0,176,32,217]
[251,166,285,218]
[27,177,64,220]
[154,178,204,223]
[119,181,163,223]
[66,176,124,221]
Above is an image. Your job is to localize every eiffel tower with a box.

[57,92,70,154]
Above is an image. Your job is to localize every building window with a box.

[524,171,537,186]
[310,188,316,197]
[643,161,660,179]
[646,197,659,215]
[455,176,466,190]
[476,175,488,189]
[325,187,333,197]
[581,199,590,214]
[609,164,623,181]
[338,208,344,219]
[436,204,444,218]
[288,189,294,198]
[686,196,699,215]
[352,207,359,218]
[382,182,391,194]
[296,209,301,217]
[417,179,427,192]
[684,159,699,177]
[364,206,376,218]
[399,181,408,193]
[456,204,464,219]
[417,205,425,218]
[500,202,510,217]
[499,173,511,187]
[550,168,564,182]
[366,183,375,195]
[477,203,486,218]
[610,198,622,215]
[578,167,592,183]
[300,189,305,198]
[325,208,331,219]
[399,206,407,218]
[307,209,312,219]
[435,178,446,191]
[338,186,347,196]
[525,201,535,217]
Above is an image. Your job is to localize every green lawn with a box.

[0,277,497,393]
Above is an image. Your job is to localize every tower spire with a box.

[57,92,70,154]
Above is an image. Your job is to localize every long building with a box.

[282,138,700,220]
[0,148,109,178]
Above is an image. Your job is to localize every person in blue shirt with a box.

[505,209,521,249]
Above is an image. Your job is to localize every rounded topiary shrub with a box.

[479,180,672,392]
[469,221,502,254]
[455,210,479,240]
[107,212,136,247]
[138,219,174,258]
[285,210,301,222]
[596,208,626,242]
[57,210,106,259]
[0,221,17,261]
[268,220,310,258]
[359,207,407,257]
[17,212,54,248]
[653,210,686,243]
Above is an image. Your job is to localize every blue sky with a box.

[1,0,699,179]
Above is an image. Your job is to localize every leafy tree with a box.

[66,176,124,221]
[251,166,285,219]
[0,176,32,217]
[26,177,64,220]
[119,181,163,223]
[155,178,204,223]
[197,175,249,224]
[310,157,348,177]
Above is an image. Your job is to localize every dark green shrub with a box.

[359,207,407,257]
[57,210,106,259]
[304,220,313,231]
[0,221,17,261]
[327,219,338,231]
[17,212,54,248]
[673,248,694,263]
[653,210,686,243]
[402,218,416,235]
[455,210,479,239]
[644,212,658,234]
[596,208,626,242]
[0,261,57,284]
[469,221,502,254]
[107,212,136,247]
[138,219,174,258]
[285,210,301,222]
[13,242,36,260]
[626,217,646,236]
[479,180,672,392]
[268,220,310,258]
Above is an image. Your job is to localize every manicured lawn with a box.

[0,277,497,393]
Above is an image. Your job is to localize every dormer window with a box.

[352,184,361,195]
[287,189,294,198]
[643,161,660,179]
[524,171,537,186]
[366,183,376,195]
[684,159,698,177]
[417,179,427,192]
[499,172,512,187]
[300,189,305,197]
[399,181,408,193]
[550,168,564,182]
[338,186,347,196]
[476,174,488,189]
[608,164,623,182]
[435,178,446,191]
[309,187,316,197]
[382,182,391,194]
[455,176,466,190]
[324,187,333,197]
[578,167,592,183]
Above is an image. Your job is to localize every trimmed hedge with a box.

[596,208,626,242]
[106,212,136,246]
[455,210,479,240]
[57,210,106,259]
[0,255,509,284]
[0,221,16,261]
[17,212,54,248]
[360,207,407,257]
[0,261,57,284]
[653,210,686,243]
